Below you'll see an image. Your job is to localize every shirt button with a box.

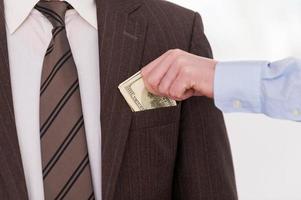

[233,100,242,109]
[292,109,301,116]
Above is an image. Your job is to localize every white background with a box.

[169,0,301,199]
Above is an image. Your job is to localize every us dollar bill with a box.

[118,71,177,112]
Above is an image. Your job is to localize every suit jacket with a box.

[0,0,238,199]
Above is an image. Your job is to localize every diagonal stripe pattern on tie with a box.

[36,1,95,199]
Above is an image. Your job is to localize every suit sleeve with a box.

[172,13,238,200]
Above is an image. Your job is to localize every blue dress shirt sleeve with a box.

[214,57,301,121]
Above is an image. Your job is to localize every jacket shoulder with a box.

[141,0,199,46]
[137,0,206,64]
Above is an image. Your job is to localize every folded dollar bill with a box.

[118,71,177,112]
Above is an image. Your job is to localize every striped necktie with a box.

[36,1,95,199]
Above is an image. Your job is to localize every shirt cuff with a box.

[214,61,269,113]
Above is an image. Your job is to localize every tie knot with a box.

[35,1,72,28]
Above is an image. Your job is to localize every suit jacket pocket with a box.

[130,104,181,130]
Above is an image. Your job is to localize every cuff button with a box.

[292,109,301,117]
[233,100,242,109]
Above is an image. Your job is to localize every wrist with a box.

[202,60,216,98]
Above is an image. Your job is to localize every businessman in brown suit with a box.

[0,0,237,199]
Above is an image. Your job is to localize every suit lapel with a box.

[96,0,147,199]
[0,1,28,199]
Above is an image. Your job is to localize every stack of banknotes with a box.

[118,71,177,112]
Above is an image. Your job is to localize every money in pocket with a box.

[118,71,177,112]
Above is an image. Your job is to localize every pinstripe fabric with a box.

[98,0,237,200]
[0,0,28,199]
[36,1,94,199]
[0,0,237,199]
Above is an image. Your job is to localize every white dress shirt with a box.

[4,0,101,199]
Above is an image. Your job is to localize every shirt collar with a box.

[4,0,98,34]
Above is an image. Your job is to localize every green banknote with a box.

[118,71,177,112]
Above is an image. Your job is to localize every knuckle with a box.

[170,49,182,57]
[174,56,185,67]
[148,77,158,88]
[159,84,168,94]
[167,49,174,55]
[174,48,182,54]
[166,52,174,61]
[181,66,191,76]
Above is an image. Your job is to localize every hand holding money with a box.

[141,49,216,100]
[119,71,177,112]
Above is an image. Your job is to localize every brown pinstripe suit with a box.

[0,0,238,199]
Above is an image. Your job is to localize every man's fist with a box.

[141,49,217,101]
